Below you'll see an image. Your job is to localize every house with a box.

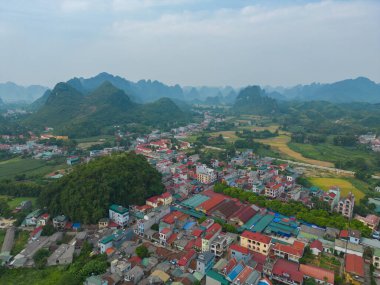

[99,236,113,254]
[345,254,365,284]
[228,244,252,263]
[109,204,129,227]
[273,241,305,263]
[202,223,222,252]
[15,200,32,211]
[197,251,215,274]
[210,235,229,257]
[178,249,197,268]
[336,192,355,219]
[52,215,67,229]
[354,214,380,232]
[271,259,304,285]
[159,227,172,245]
[37,213,50,226]
[98,218,110,229]
[66,155,80,165]
[373,248,380,270]
[24,209,44,226]
[196,164,217,184]
[334,239,363,257]
[299,264,334,285]
[149,269,170,283]
[310,240,323,256]
[240,231,271,256]
[125,265,144,284]
[30,226,43,240]
[339,229,361,244]
[265,183,284,198]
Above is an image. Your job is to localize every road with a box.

[1,226,15,253]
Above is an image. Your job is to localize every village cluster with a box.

[1,132,380,285]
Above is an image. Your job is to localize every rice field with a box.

[256,134,334,167]
[307,177,365,201]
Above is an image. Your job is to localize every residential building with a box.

[373,248,380,270]
[52,215,67,229]
[271,259,304,285]
[336,192,355,219]
[240,231,271,256]
[210,235,229,257]
[109,204,129,227]
[265,183,284,198]
[299,264,334,285]
[309,240,323,256]
[339,229,361,244]
[228,244,252,263]
[125,266,144,284]
[197,251,215,274]
[99,236,113,254]
[47,244,75,266]
[159,228,172,245]
[345,254,364,284]
[354,214,380,232]
[273,241,305,263]
[196,164,217,184]
[24,209,44,227]
[202,223,222,252]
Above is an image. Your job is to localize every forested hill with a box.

[26,81,190,137]
[232,86,278,115]
[38,152,165,224]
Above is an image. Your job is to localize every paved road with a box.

[1,226,15,253]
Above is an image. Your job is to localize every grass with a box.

[307,177,365,201]
[257,134,334,167]
[11,230,30,256]
[288,142,375,169]
[0,196,37,209]
[0,157,67,179]
[209,131,239,142]
[0,229,5,247]
[75,135,114,143]
[0,266,69,285]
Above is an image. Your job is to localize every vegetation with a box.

[38,152,164,224]
[11,230,30,256]
[233,86,278,115]
[135,245,150,258]
[0,241,108,285]
[33,249,50,269]
[307,177,365,201]
[214,183,372,237]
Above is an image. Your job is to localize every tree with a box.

[304,278,317,285]
[150,224,159,231]
[41,224,56,236]
[33,248,50,269]
[135,245,149,258]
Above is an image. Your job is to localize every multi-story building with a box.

[265,183,284,198]
[210,235,229,257]
[273,241,305,263]
[196,251,215,274]
[354,214,380,232]
[196,164,217,184]
[373,248,380,270]
[202,223,222,252]
[336,192,355,219]
[240,230,271,256]
[109,204,129,227]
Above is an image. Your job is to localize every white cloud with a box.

[61,0,90,13]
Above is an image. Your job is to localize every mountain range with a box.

[1,74,379,105]
[25,81,190,137]
[233,86,278,115]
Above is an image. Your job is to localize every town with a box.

[1,112,379,285]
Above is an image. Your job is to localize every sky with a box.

[0,0,379,88]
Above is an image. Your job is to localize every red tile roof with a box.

[192,229,203,237]
[229,243,249,255]
[272,259,304,283]
[241,231,271,244]
[345,254,364,277]
[273,241,305,257]
[236,266,254,283]
[339,229,349,238]
[178,249,196,267]
[197,195,225,212]
[299,264,334,284]
[167,233,178,244]
[162,211,188,224]
[161,228,171,234]
[310,240,323,252]
[184,239,195,251]
[31,226,43,237]
[231,206,257,223]
[160,192,172,199]
[204,223,222,240]
[223,257,237,275]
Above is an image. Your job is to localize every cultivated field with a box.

[209,131,239,142]
[0,196,37,209]
[257,134,334,167]
[307,177,365,201]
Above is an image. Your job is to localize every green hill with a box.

[38,152,164,224]
[26,81,189,137]
[233,86,278,115]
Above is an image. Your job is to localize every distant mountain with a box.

[0,82,48,103]
[67,72,183,103]
[26,81,189,137]
[28,90,52,111]
[270,77,380,103]
[232,86,278,115]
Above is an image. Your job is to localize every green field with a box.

[0,229,5,248]
[0,266,68,285]
[288,142,375,169]
[11,230,30,256]
[0,195,37,209]
[307,177,365,201]
[0,157,67,179]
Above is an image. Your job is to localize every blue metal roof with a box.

[227,263,244,281]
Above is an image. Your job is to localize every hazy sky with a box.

[0,0,379,87]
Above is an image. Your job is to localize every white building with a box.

[196,164,217,184]
[109,204,129,227]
